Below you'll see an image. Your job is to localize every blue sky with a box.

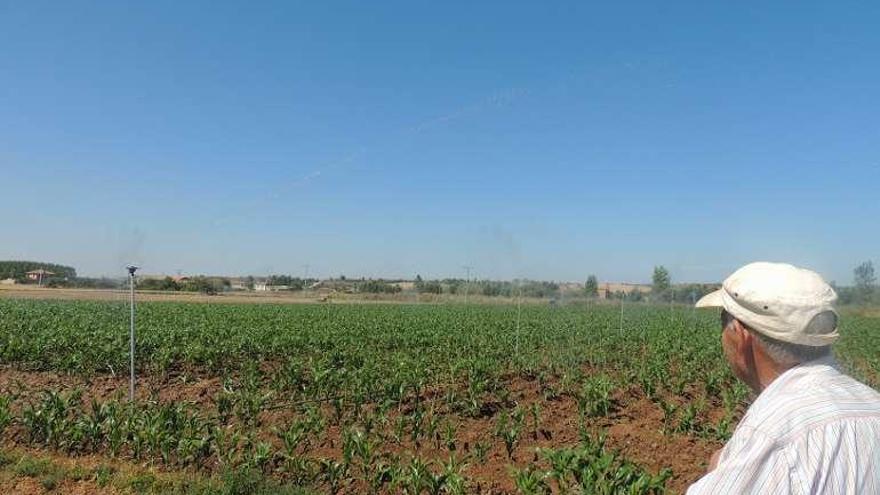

[2,1,878,283]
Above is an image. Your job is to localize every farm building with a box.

[598,283,651,299]
[253,281,290,292]
[25,269,55,285]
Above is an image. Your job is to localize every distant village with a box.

[136,274,653,299]
[2,260,729,302]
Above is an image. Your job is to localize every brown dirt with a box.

[0,476,44,495]
[0,367,223,409]
[0,366,727,494]
[0,445,189,495]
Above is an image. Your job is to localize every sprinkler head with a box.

[126,265,140,276]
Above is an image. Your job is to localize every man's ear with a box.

[732,319,753,354]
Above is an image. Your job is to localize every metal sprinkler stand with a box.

[126,265,139,401]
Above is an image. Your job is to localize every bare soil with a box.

[0,366,725,494]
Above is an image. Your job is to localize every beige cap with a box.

[696,262,839,346]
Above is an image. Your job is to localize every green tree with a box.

[419,281,442,294]
[0,261,76,281]
[180,276,226,295]
[159,276,180,291]
[652,266,670,295]
[584,275,599,298]
[854,261,876,303]
[357,280,401,294]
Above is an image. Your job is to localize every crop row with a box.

[0,299,876,493]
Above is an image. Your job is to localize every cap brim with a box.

[695,290,723,308]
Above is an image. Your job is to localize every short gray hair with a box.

[748,329,831,366]
[721,309,831,365]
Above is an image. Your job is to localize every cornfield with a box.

[0,299,876,494]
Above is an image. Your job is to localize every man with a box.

[687,262,880,494]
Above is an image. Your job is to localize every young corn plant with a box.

[676,402,699,435]
[659,400,678,435]
[284,456,317,485]
[244,440,274,474]
[472,440,490,464]
[443,420,458,451]
[407,406,426,445]
[21,389,82,451]
[537,371,560,401]
[441,453,468,495]
[576,374,615,418]
[275,419,311,458]
[540,433,670,494]
[495,407,525,459]
[342,427,377,472]
[529,403,542,440]
[366,459,396,492]
[401,457,447,495]
[0,394,13,435]
[512,464,551,495]
[318,458,349,495]
[426,411,442,450]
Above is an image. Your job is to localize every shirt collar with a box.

[753,355,838,404]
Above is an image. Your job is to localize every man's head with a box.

[697,262,839,391]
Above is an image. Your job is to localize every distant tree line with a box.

[357,280,402,294]
[588,261,880,306]
[266,275,318,291]
[581,266,717,303]
[836,260,877,305]
[414,277,562,298]
[0,261,76,282]
[7,259,876,306]
[47,277,121,289]
[412,275,439,294]
[138,276,231,295]
[0,260,124,290]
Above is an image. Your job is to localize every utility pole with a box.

[462,265,473,304]
[302,264,311,291]
[126,265,139,402]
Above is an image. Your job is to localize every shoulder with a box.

[739,365,880,442]
[689,425,793,494]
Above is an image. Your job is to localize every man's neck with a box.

[753,350,796,393]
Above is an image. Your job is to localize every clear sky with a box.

[2,1,878,283]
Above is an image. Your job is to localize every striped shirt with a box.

[688,356,880,494]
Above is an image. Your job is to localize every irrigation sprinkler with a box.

[514,279,522,358]
[126,265,139,402]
